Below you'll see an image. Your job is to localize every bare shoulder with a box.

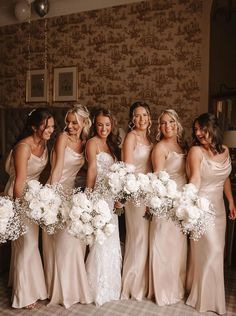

[86,137,97,151]
[123,131,136,145]
[187,146,203,161]
[153,141,167,154]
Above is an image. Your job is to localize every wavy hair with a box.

[64,104,91,140]
[128,100,152,135]
[192,112,224,154]
[91,107,121,159]
[156,109,188,152]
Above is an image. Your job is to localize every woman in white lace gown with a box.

[85,107,122,306]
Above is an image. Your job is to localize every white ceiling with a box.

[0,0,143,27]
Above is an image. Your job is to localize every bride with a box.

[85,107,122,306]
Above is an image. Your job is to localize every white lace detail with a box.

[86,152,122,306]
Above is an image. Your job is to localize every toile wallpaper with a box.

[0,0,203,136]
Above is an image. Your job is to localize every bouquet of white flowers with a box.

[98,162,141,208]
[22,180,64,234]
[171,183,215,241]
[67,189,115,246]
[140,171,180,219]
[0,196,26,243]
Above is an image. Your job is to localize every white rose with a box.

[27,180,42,194]
[149,196,162,209]
[183,183,198,200]
[69,206,83,220]
[0,200,14,218]
[73,193,92,213]
[39,187,55,202]
[137,173,150,191]
[157,170,170,182]
[68,219,84,236]
[151,179,167,197]
[30,207,43,220]
[187,206,201,221]
[124,174,140,193]
[24,191,35,201]
[92,215,107,229]
[103,223,115,236]
[93,200,111,221]
[83,222,94,235]
[125,163,136,173]
[108,173,122,194]
[196,197,211,212]
[43,212,57,225]
[80,212,92,223]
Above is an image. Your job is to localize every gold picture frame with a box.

[53,66,78,102]
[26,69,48,102]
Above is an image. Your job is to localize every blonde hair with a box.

[64,104,91,140]
[156,109,188,151]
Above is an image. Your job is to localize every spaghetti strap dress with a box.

[186,149,231,315]
[148,151,187,305]
[43,146,92,308]
[121,141,152,300]
[4,143,48,308]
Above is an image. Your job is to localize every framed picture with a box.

[26,69,48,102]
[53,66,78,101]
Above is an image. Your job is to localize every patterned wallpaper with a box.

[0,0,203,137]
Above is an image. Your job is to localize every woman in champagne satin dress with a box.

[186,113,236,315]
[148,109,188,305]
[4,108,55,309]
[121,101,153,300]
[43,104,93,308]
[85,108,122,306]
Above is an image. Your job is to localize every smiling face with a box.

[132,106,150,131]
[65,112,84,136]
[160,113,177,139]
[95,114,112,139]
[194,121,211,145]
[35,117,55,141]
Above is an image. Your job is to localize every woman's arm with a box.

[49,133,67,185]
[13,144,31,199]
[186,146,202,189]
[122,132,136,164]
[151,142,167,172]
[224,177,236,220]
[86,139,98,189]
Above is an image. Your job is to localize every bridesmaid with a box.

[85,107,122,306]
[43,104,93,308]
[4,108,55,309]
[121,101,153,300]
[148,109,188,305]
[186,113,236,314]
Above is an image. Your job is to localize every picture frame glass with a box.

[26,69,48,103]
[53,66,78,102]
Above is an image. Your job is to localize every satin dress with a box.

[121,141,152,300]
[186,149,231,315]
[43,146,92,308]
[4,143,48,308]
[148,151,187,305]
[86,151,122,306]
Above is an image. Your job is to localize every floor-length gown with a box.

[86,151,122,306]
[121,141,152,300]
[43,146,92,308]
[148,151,187,305]
[186,149,231,315]
[4,143,48,308]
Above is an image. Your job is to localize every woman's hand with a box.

[114,201,124,209]
[228,201,236,220]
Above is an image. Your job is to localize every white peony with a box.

[103,223,115,236]
[157,170,170,182]
[149,196,162,209]
[124,173,140,193]
[196,197,211,212]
